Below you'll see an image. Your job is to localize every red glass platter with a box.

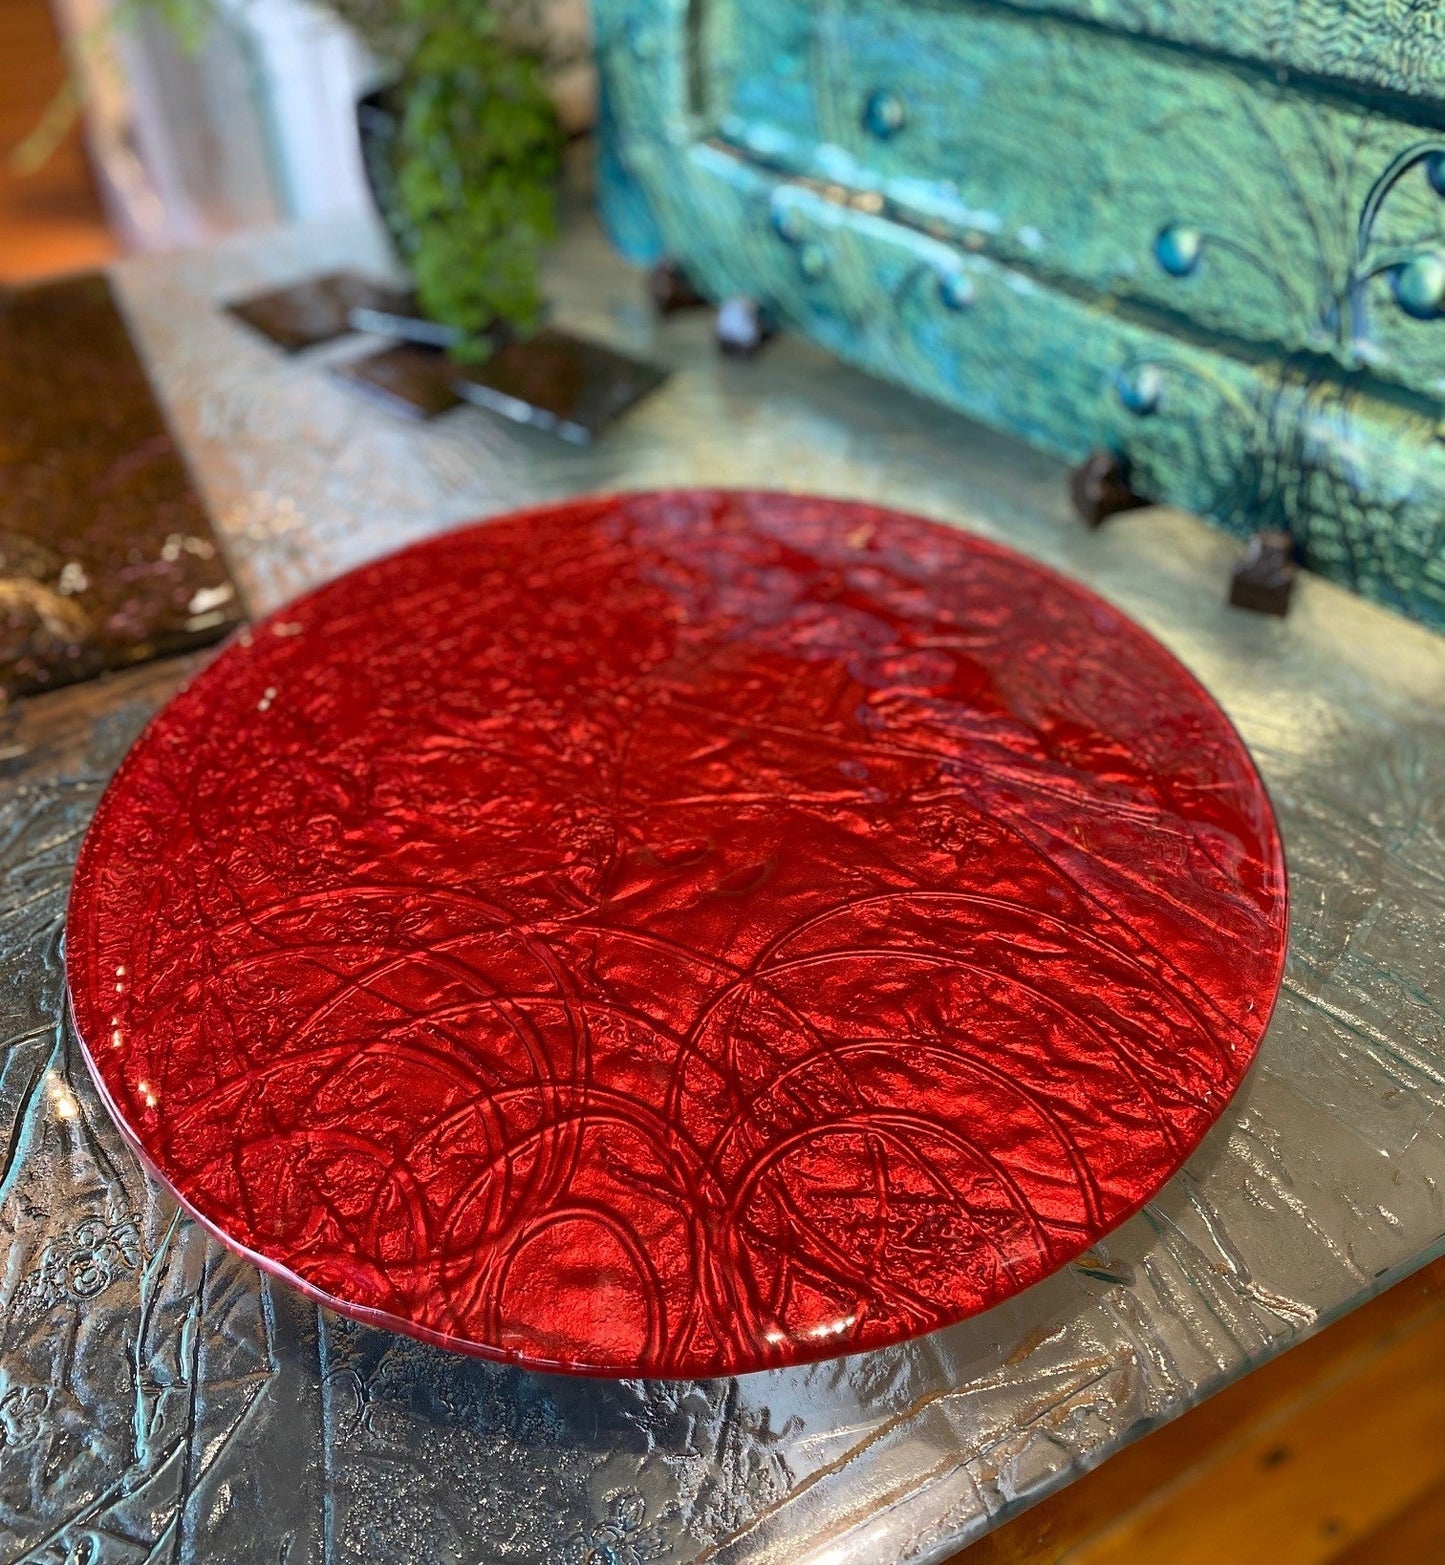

[66,491,1288,1378]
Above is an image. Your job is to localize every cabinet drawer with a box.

[1001,0,1445,102]
[592,0,1445,626]
[617,130,1445,615]
[707,0,1445,401]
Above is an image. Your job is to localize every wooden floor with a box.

[0,0,117,283]
[951,1257,1445,1564]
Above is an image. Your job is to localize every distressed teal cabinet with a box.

[594,0,1445,627]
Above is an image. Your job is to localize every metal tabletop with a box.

[0,203,1442,1565]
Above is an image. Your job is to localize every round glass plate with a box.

[66,492,1288,1378]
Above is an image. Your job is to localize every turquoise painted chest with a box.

[593,0,1445,627]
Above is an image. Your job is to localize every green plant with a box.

[21,0,566,354]
[387,0,564,349]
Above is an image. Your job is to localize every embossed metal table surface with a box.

[0,207,1441,1564]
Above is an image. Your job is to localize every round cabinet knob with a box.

[1116,364,1164,417]
[771,201,805,244]
[863,90,906,140]
[937,271,976,311]
[1393,252,1445,320]
[798,242,829,279]
[1155,224,1203,278]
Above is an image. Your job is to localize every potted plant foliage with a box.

[25,0,570,357]
[334,0,566,352]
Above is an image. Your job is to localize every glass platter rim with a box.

[62,486,1292,1380]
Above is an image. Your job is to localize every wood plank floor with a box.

[951,1257,1445,1564]
[0,0,117,282]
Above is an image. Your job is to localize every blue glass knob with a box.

[798,242,828,279]
[1116,365,1163,416]
[1393,253,1445,321]
[937,271,976,311]
[863,90,906,139]
[771,203,804,243]
[1155,224,1204,278]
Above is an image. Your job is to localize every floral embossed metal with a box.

[65,492,1288,1378]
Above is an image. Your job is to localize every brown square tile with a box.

[453,328,667,445]
[0,272,243,702]
[331,343,464,421]
[226,270,412,353]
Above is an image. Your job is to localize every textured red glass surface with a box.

[66,491,1288,1378]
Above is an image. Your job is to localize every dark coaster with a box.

[453,328,667,445]
[331,344,464,421]
[1071,449,1151,527]
[227,271,413,353]
[0,274,243,703]
[1230,531,1297,616]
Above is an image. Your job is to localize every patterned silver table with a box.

[1,204,1442,1564]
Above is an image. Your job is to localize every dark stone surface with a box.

[453,328,667,445]
[1070,449,1151,528]
[227,271,412,353]
[331,344,465,421]
[1230,531,1297,616]
[0,273,242,704]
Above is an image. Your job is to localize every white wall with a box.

[55,0,597,252]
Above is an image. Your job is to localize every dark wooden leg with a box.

[1070,449,1150,527]
[1229,531,1297,616]
[650,258,707,316]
